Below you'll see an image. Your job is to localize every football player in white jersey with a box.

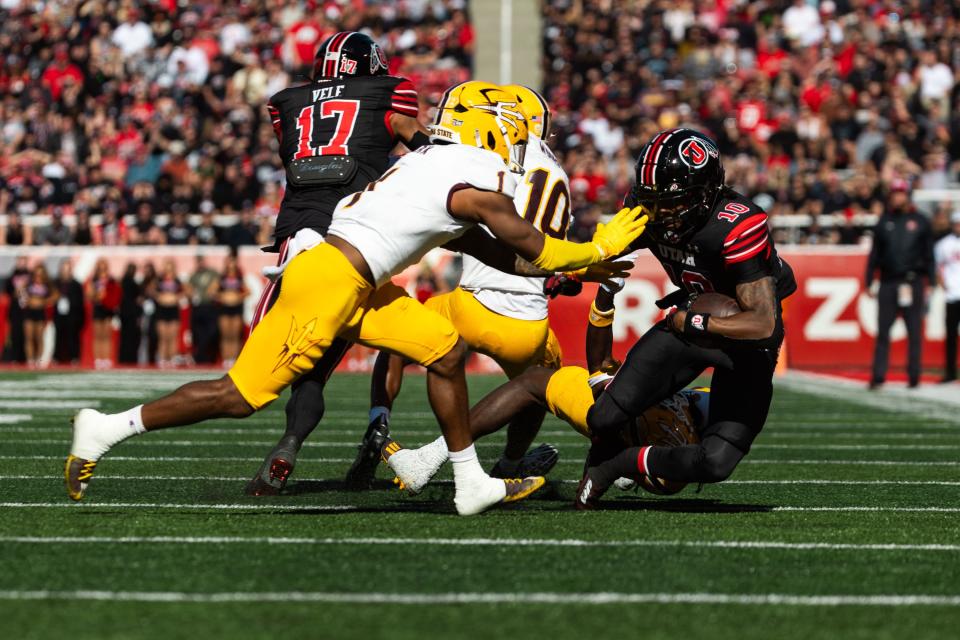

[345,85,579,488]
[65,81,649,516]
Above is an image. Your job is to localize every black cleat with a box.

[344,415,390,489]
[490,443,560,478]
[573,437,621,510]
[245,435,300,496]
[574,466,612,510]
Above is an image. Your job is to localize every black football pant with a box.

[586,321,778,483]
[945,300,960,381]
[871,278,924,386]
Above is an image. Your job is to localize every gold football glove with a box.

[591,206,649,259]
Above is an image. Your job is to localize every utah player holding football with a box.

[65,82,648,516]
[348,84,574,487]
[388,280,715,497]
[575,128,797,508]
[245,31,433,495]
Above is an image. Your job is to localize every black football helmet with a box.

[630,128,725,242]
[313,31,389,80]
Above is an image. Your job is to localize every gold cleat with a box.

[64,454,97,501]
[502,476,546,503]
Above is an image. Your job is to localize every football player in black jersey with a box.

[575,128,797,509]
[245,31,430,495]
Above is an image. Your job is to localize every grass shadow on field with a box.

[600,497,774,513]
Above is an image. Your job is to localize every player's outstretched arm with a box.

[448,188,648,272]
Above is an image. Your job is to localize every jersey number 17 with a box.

[293,100,360,159]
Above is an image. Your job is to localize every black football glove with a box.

[543,273,583,299]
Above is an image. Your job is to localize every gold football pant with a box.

[425,287,561,378]
[544,366,594,437]
[229,243,459,409]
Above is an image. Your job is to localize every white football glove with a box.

[261,228,324,282]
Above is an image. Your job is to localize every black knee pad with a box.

[702,420,757,454]
[698,435,745,483]
[647,429,747,484]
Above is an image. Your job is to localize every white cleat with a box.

[454,475,507,516]
[454,475,545,517]
[380,438,444,495]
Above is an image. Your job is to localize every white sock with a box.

[495,455,521,476]
[121,405,147,434]
[369,406,390,424]
[449,444,486,485]
[74,405,146,460]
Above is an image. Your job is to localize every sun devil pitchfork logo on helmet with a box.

[678,136,719,169]
[474,100,525,136]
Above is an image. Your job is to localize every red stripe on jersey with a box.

[725,226,768,254]
[724,237,770,264]
[723,216,767,247]
[383,111,395,138]
[723,214,768,247]
[390,79,419,117]
[267,102,282,143]
[390,104,419,117]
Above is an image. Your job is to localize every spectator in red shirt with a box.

[40,49,83,102]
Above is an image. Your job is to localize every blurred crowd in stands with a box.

[544,0,960,245]
[0,0,472,246]
[2,253,249,368]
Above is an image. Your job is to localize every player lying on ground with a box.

[346,85,572,488]
[244,31,434,496]
[574,128,797,509]
[378,281,713,497]
[65,81,647,516]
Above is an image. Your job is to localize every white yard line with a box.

[5,454,959,466]
[4,475,960,487]
[2,536,958,553]
[0,502,355,511]
[0,590,957,606]
[0,400,100,409]
[2,455,356,463]
[1,501,957,513]
[10,439,960,452]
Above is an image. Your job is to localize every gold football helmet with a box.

[429,80,528,173]
[503,84,552,139]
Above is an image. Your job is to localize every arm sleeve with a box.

[721,213,773,284]
[925,219,937,283]
[388,78,419,119]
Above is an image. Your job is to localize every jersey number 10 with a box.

[521,168,570,239]
[293,100,360,159]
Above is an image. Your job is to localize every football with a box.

[689,292,742,318]
[633,396,702,496]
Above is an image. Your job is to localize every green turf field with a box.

[0,371,958,639]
